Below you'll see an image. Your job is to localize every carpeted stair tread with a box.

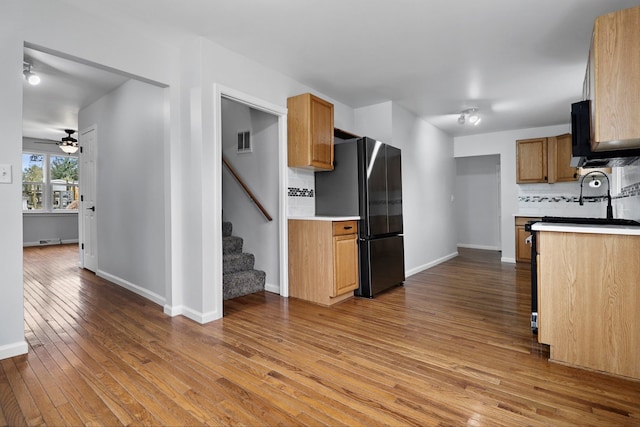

[223,269,265,300]
[221,220,265,302]
[223,252,255,274]
[223,236,243,255]
[222,221,233,237]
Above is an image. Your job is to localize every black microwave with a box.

[570,100,640,168]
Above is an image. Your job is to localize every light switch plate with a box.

[0,164,12,184]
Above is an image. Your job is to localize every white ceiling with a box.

[25,0,640,142]
[23,47,130,142]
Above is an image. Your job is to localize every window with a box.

[22,152,79,211]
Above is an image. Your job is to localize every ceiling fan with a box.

[33,129,79,154]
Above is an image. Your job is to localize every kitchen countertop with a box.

[288,216,360,221]
[532,222,640,236]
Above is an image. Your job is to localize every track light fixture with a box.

[458,108,482,126]
[23,61,41,85]
[59,129,79,154]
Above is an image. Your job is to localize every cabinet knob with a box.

[343,226,353,230]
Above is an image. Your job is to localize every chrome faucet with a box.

[579,170,613,220]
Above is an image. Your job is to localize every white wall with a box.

[391,104,458,275]
[0,2,28,360]
[79,79,166,302]
[454,124,570,262]
[178,36,358,322]
[23,214,78,246]
[0,0,178,360]
[221,98,280,293]
[455,155,501,250]
[354,101,392,143]
[353,102,458,277]
[0,0,467,358]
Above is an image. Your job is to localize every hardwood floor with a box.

[2,245,638,426]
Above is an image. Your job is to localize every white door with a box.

[79,126,98,272]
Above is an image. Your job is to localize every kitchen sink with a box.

[541,216,640,226]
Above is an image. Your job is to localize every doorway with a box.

[22,45,169,307]
[454,155,501,251]
[221,98,279,298]
[213,85,289,314]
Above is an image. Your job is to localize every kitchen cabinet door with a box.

[587,6,640,151]
[333,233,358,297]
[515,217,539,263]
[287,93,334,170]
[516,138,547,183]
[515,226,532,263]
[548,134,578,183]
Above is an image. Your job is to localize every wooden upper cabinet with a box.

[587,5,640,151]
[548,134,578,182]
[516,135,577,184]
[287,93,334,170]
[516,138,548,183]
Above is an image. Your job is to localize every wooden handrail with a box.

[222,156,273,222]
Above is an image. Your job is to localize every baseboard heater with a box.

[38,238,62,246]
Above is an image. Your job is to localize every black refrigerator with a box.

[315,137,405,297]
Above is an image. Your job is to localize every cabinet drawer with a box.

[333,221,357,236]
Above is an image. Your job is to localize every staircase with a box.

[223,220,266,300]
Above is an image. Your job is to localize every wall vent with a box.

[237,130,252,153]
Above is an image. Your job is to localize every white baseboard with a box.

[264,282,280,295]
[97,270,166,306]
[174,305,222,324]
[406,251,459,277]
[501,257,516,264]
[164,304,182,317]
[457,243,500,251]
[23,239,78,247]
[0,340,28,360]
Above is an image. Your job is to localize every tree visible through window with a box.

[22,152,79,211]
[22,154,44,210]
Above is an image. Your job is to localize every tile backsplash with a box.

[615,165,640,220]
[518,167,640,220]
[287,165,640,220]
[287,168,315,217]
[518,181,607,217]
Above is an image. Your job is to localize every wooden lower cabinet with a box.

[288,219,359,306]
[515,216,540,263]
[537,230,640,380]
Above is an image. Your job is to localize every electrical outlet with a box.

[0,164,12,184]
